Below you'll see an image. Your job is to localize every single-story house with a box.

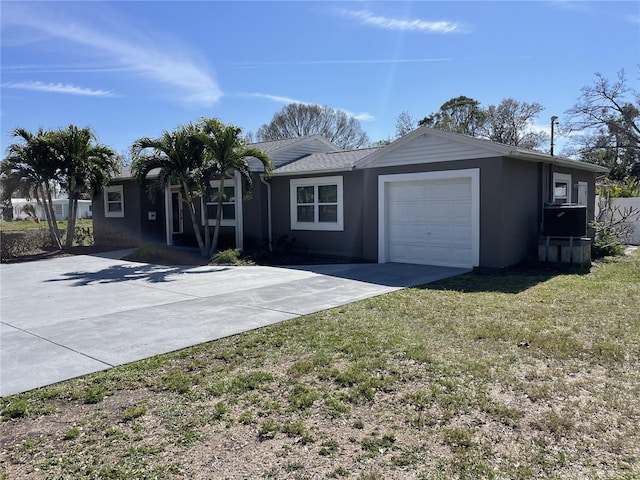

[92,127,608,269]
[9,198,92,221]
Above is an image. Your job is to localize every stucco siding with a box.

[243,178,269,251]
[93,180,144,247]
[139,190,165,244]
[499,158,540,266]
[360,157,509,268]
[270,171,365,259]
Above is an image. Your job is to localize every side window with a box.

[553,173,572,204]
[577,181,588,206]
[104,185,125,218]
[53,204,63,217]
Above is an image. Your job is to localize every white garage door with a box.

[383,175,476,268]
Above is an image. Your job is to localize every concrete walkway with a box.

[0,252,468,396]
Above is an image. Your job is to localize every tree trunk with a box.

[182,184,207,257]
[204,190,211,253]
[43,182,63,250]
[65,195,78,249]
[209,176,225,256]
[65,175,78,249]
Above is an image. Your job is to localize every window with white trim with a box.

[203,180,236,226]
[104,185,124,218]
[290,176,344,231]
[553,173,572,203]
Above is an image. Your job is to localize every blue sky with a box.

[1,1,639,157]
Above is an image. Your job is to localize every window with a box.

[290,176,343,231]
[204,181,235,226]
[577,181,588,206]
[553,173,572,204]
[104,185,124,218]
[53,204,63,217]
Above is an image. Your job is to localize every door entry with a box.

[171,191,183,234]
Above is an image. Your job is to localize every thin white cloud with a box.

[340,9,464,34]
[2,64,131,74]
[2,81,115,97]
[233,58,451,68]
[2,3,221,106]
[250,93,308,105]
[249,93,375,122]
[344,110,375,122]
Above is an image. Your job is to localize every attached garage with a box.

[378,169,480,268]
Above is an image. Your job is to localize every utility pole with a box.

[550,116,559,156]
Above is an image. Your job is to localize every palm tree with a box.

[131,123,210,256]
[1,128,63,249]
[50,125,119,248]
[198,118,272,255]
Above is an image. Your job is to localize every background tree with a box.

[564,69,640,180]
[131,123,209,256]
[395,111,416,138]
[51,125,119,248]
[480,98,547,150]
[416,96,547,150]
[0,184,13,221]
[256,103,369,149]
[418,96,486,136]
[1,127,63,249]
[199,118,272,255]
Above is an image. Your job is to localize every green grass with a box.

[1,252,639,479]
[0,218,93,232]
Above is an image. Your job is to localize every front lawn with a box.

[0,218,93,233]
[1,253,639,479]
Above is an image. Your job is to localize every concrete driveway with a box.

[0,251,468,396]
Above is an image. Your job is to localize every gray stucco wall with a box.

[361,157,509,268]
[269,171,366,258]
[498,158,541,266]
[242,177,269,251]
[93,180,144,248]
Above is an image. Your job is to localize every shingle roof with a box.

[273,147,381,175]
[248,136,317,153]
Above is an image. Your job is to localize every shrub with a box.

[591,221,625,258]
[0,229,53,261]
[73,226,94,246]
[210,248,254,266]
[591,196,639,259]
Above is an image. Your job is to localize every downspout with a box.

[260,174,273,252]
[164,184,172,246]
[538,162,544,234]
[548,163,554,203]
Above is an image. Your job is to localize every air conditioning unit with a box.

[543,204,587,237]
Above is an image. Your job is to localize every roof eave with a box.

[509,150,609,173]
[271,166,354,177]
